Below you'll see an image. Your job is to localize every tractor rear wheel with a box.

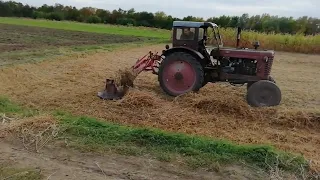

[158,52,204,96]
[247,80,281,107]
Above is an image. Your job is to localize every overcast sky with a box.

[14,0,320,19]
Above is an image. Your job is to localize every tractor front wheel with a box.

[158,52,204,96]
[247,80,281,107]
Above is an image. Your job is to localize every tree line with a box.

[1,0,320,35]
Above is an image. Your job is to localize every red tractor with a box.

[98,21,281,107]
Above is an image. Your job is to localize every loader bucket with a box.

[97,79,122,100]
[97,51,161,101]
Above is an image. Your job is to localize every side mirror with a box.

[165,45,169,49]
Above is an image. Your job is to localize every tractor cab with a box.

[171,21,223,52]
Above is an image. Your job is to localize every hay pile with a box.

[2,115,60,152]
[116,89,156,108]
[109,67,139,98]
[170,85,320,131]
[268,110,320,129]
[173,88,254,118]
[114,67,137,88]
[194,97,253,117]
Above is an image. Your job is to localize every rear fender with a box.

[162,47,205,65]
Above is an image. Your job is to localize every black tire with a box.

[247,80,281,107]
[158,52,204,97]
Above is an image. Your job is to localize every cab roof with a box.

[173,21,218,28]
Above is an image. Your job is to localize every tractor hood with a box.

[218,48,275,59]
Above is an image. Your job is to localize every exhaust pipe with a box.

[236,27,241,48]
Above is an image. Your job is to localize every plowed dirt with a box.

[0,44,319,171]
[0,24,143,53]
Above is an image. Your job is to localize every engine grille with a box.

[264,57,274,76]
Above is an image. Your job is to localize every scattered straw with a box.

[2,115,60,152]
[1,113,15,124]
[173,91,254,118]
[116,89,156,108]
[270,110,320,129]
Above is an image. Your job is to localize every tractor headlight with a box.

[264,56,268,63]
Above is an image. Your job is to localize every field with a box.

[0,18,320,179]
[0,23,145,52]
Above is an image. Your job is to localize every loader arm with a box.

[132,51,162,75]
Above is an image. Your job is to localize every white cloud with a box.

[13,0,320,19]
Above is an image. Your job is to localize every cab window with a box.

[176,27,195,40]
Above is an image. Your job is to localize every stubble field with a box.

[0,20,319,179]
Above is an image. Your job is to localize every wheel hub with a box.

[162,60,196,94]
[174,72,183,80]
[258,89,273,105]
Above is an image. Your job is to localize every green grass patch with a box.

[55,111,309,173]
[0,165,42,180]
[0,96,38,117]
[0,17,170,39]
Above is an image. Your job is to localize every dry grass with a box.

[1,115,60,152]
[0,44,319,171]
[116,89,157,108]
[173,88,319,130]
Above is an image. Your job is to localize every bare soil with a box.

[0,138,269,180]
[0,24,144,53]
[0,44,319,173]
